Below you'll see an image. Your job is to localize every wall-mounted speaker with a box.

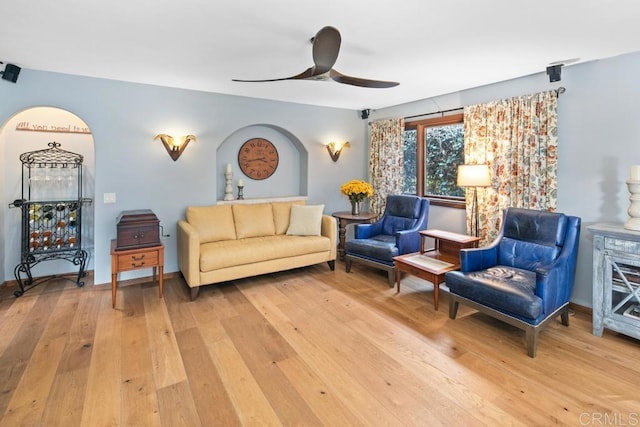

[1,63,21,83]
[546,64,562,83]
[360,109,370,120]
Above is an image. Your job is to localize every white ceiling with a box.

[2,0,640,110]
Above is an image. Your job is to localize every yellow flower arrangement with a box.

[340,179,374,202]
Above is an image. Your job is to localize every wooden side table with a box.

[394,229,479,310]
[331,211,377,260]
[110,239,164,308]
[419,229,480,255]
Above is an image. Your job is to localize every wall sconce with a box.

[154,134,196,161]
[326,141,350,162]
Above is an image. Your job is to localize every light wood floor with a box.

[1,261,639,426]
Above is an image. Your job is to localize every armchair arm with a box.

[396,229,422,254]
[535,216,581,315]
[459,244,499,273]
[354,221,382,239]
[535,264,569,316]
[177,220,201,288]
[535,250,578,315]
[321,215,337,259]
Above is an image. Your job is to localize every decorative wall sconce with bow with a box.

[326,141,350,162]
[154,134,196,161]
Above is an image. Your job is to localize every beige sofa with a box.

[177,201,336,299]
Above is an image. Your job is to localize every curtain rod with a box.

[404,107,463,121]
[370,86,566,124]
[367,107,462,125]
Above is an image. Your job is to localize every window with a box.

[403,113,465,208]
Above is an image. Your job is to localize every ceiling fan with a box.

[232,26,399,88]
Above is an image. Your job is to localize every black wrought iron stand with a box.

[9,142,92,297]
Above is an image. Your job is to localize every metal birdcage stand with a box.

[8,142,92,297]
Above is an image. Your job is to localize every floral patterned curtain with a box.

[464,90,558,245]
[368,118,405,216]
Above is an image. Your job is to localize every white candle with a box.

[226,163,232,173]
[238,179,244,187]
[631,165,640,181]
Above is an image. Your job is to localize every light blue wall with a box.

[0,70,367,285]
[3,50,640,307]
[0,120,5,283]
[372,50,640,307]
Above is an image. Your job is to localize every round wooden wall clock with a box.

[238,138,279,180]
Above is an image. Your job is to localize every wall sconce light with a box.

[154,134,196,161]
[326,141,350,162]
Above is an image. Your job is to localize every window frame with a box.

[405,113,465,209]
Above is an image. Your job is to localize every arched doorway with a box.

[1,107,95,287]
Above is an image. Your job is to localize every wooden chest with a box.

[115,209,160,251]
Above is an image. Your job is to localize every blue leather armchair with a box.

[345,195,430,286]
[446,207,581,357]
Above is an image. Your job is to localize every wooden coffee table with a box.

[394,229,479,310]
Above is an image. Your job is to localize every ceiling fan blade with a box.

[233,67,315,83]
[312,26,341,74]
[329,69,399,88]
[233,27,399,87]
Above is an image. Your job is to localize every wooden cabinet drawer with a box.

[604,236,640,255]
[116,249,159,271]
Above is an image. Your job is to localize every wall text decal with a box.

[15,121,92,135]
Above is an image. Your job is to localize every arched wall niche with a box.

[216,124,308,200]
[0,106,96,283]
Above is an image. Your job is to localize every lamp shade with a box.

[457,164,491,187]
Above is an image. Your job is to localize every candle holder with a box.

[625,180,640,230]
[237,185,244,200]
[223,171,235,201]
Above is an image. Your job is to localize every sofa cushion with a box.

[286,204,324,236]
[186,205,236,243]
[447,266,542,321]
[232,203,275,239]
[345,235,398,264]
[272,200,305,235]
[200,235,331,271]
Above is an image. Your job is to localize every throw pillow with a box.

[286,204,324,236]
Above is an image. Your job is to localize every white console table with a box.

[588,223,640,340]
